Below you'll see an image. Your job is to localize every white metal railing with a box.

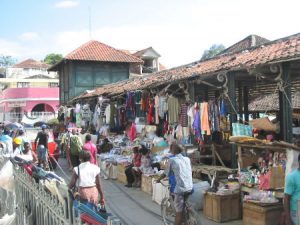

[14,165,79,225]
[1,112,57,123]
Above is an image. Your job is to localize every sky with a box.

[0,0,300,68]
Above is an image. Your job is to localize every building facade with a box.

[49,40,143,104]
[0,59,59,122]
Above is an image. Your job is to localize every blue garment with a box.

[165,154,193,194]
[168,155,176,193]
[192,110,201,140]
[220,100,227,117]
[285,169,300,212]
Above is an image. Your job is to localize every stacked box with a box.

[203,192,241,222]
[243,202,283,225]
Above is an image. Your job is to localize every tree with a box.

[201,44,226,60]
[43,53,63,65]
[0,55,17,68]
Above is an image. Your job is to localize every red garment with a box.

[79,186,99,205]
[83,141,98,165]
[147,102,154,124]
[127,123,137,141]
[133,153,142,167]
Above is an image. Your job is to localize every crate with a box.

[270,167,285,189]
[243,202,283,225]
[203,192,241,222]
[141,175,154,195]
[117,164,127,184]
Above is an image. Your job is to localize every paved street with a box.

[55,158,243,225]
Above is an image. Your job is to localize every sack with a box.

[70,136,82,155]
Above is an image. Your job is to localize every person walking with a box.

[69,129,83,169]
[34,124,49,169]
[284,154,300,225]
[83,134,97,165]
[157,143,193,225]
[68,150,105,206]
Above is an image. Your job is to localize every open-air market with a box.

[1,1,300,225]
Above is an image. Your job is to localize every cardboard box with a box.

[243,202,283,225]
[141,175,154,195]
[270,167,285,189]
[203,192,241,222]
[117,164,127,184]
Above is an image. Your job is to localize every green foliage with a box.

[0,55,17,67]
[44,53,63,65]
[201,44,226,60]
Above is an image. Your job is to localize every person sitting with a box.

[68,151,105,206]
[125,146,141,188]
[98,138,113,154]
[16,142,38,162]
[132,145,152,187]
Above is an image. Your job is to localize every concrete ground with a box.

[55,158,243,225]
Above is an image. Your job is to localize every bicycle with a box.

[159,180,202,225]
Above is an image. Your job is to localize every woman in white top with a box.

[68,150,105,205]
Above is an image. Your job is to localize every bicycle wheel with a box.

[161,197,175,225]
[184,204,202,225]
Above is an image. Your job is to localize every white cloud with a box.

[19,32,39,41]
[54,1,79,8]
[0,39,25,57]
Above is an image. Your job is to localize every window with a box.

[49,82,59,87]
[17,82,30,88]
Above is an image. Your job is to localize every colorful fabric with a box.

[141,91,149,111]
[179,103,189,127]
[154,95,159,124]
[128,123,137,141]
[147,101,154,124]
[192,108,201,140]
[201,102,211,135]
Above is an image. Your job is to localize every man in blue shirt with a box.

[284,154,300,225]
[157,143,193,225]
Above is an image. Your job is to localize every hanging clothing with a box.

[158,96,168,118]
[187,105,195,127]
[128,123,137,141]
[141,91,149,112]
[167,96,179,124]
[76,113,82,128]
[179,103,189,127]
[109,103,116,129]
[154,95,159,124]
[210,101,220,132]
[201,102,211,135]
[147,101,155,125]
[192,108,202,140]
[105,104,111,124]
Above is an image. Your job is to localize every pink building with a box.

[0,59,59,122]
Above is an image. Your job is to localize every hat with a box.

[41,124,47,129]
[14,137,22,145]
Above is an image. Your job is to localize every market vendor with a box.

[125,146,141,188]
[284,153,300,225]
[132,145,152,187]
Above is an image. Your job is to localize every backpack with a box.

[70,136,82,155]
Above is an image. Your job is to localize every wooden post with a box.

[243,86,249,122]
[228,72,238,168]
[279,62,292,143]
[238,85,243,122]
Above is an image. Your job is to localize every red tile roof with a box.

[13,59,50,69]
[64,40,143,63]
[221,35,270,55]
[73,33,300,101]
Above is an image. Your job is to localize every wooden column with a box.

[243,86,249,122]
[188,82,195,102]
[279,62,293,143]
[238,85,243,122]
[228,72,238,168]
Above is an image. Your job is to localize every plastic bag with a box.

[0,213,15,225]
[188,181,210,210]
[0,161,14,192]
